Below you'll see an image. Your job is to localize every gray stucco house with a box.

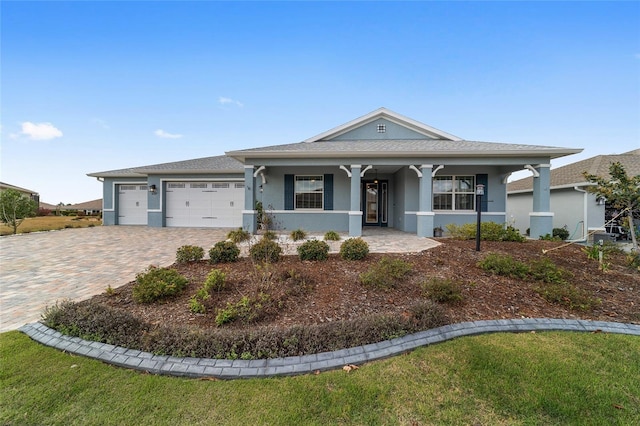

[88,108,581,238]
[508,149,640,241]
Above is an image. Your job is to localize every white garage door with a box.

[166,181,244,227]
[118,184,148,225]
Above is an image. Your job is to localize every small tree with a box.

[0,189,38,234]
[584,162,640,250]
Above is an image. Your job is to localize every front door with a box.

[362,181,388,227]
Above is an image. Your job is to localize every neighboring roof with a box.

[303,107,463,142]
[88,155,243,178]
[39,202,58,210]
[65,199,103,211]
[227,139,582,162]
[508,149,640,193]
[0,182,39,195]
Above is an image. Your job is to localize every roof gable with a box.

[304,107,462,142]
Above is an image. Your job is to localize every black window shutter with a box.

[284,174,294,210]
[324,174,333,210]
[476,174,488,212]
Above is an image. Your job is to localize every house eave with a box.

[132,168,244,175]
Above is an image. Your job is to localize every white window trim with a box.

[433,175,476,211]
[294,175,324,210]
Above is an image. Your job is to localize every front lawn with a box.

[0,216,101,236]
[2,331,638,425]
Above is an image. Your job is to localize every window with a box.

[433,176,475,210]
[377,124,386,133]
[295,175,323,209]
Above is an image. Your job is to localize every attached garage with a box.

[165,181,244,227]
[118,184,148,225]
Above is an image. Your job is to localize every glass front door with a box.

[362,181,388,226]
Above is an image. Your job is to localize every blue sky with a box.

[1,1,638,204]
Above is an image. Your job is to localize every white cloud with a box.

[90,118,110,130]
[218,96,244,107]
[154,129,183,139]
[18,121,63,140]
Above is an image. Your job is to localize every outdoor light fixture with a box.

[149,184,157,194]
[475,184,485,251]
[374,169,379,184]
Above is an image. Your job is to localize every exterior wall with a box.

[330,118,429,140]
[101,177,148,226]
[506,192,531,234]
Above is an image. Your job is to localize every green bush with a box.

[535,282,601,311]
[227,228,250,243]
[209,241,240,264]
[290,229,307,241]
[132,266,189,303]
[360,256,412,289]
[203,269,226,292]
[297,240,330,261]
[446,222,525,242]
[263,230,278,241]
[215,293,271,326]
[530,258,570,284]
[249,237,282,263]
[626,251,640,271]
[175,245,205,263]
[339,237,369,260]
[477,253,530,279]
[324,230,341,241]
[553,227,570,241]
[189,296,206,314]
[422,277,463,303]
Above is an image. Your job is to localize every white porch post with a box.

[242,165,257,234]
[349,165,362,237]
[416,164,435,237]
[529,164,553,239]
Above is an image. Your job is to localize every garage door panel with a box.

[118,185,148,225]
[165,181,243,228]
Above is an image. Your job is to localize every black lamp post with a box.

[475,184,484,251]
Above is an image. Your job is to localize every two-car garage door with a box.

[166,181,244,228]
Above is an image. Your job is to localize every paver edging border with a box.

[18,319,640,380]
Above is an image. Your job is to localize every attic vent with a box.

[377,124,386,133]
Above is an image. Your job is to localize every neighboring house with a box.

[507,149,640,241]
[61,199,103,216]
[0,182,40,204]
[88,108,581,238]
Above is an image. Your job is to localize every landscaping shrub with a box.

[203,269,226,292]
[626,251,640,271]
[208,241,240,264]
[324,230,341,241]
[553,227,570,241]
[297,240,330,261]
[360,256,412,289]
[477,253,530,279]
[132,266,188,303]
[249,237,282,263]
[41,300,148,347]
[446,222,525,242]
[422,277,463,303]
[290,229,307,241]
[339,237,369,260]
[227,228,250,243]
[215,293,271,326]
[189,296,207,314]
[530,258,570,284]
[175,245,205,263]
[534,282,601,311]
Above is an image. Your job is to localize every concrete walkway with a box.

[18,319,640,379]
[0,226,438,332]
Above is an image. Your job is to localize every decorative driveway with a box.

[0,226,439,332]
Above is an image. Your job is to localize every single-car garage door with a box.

[166,181,244,227]
[118,184,148,225]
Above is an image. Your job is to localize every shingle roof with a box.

[0,182,39,195]
[507,149,640,192]
[227,139,581,160]
[87,155,244,178]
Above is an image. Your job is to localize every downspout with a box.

[570,186,588,242]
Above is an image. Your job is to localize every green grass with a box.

[2,331,638,425]
[0,216,101,236]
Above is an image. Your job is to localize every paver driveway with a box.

[0,227,229,332]
[0,226,439,333]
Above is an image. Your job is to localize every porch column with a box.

[529,164,553,239]
[242,165,257,234]
[349,165,362,237]
[417,164,435,238]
